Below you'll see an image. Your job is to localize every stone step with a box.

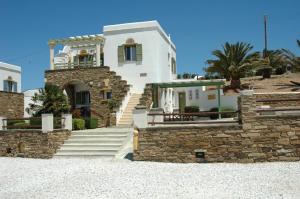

[60,144,122,150]
[64,139,123,144]
[55,151,116,156]
[72,128,132,133]
[70,134,127,139]
[57,148,119,153]
[71,131,130,136]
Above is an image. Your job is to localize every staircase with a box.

[54,127,133,158]
[118,93,142,126]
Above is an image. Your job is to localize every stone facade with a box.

[134,92,300,163]
[45,67,130,127]
[255,92,300,108]
[0,91,24,118]
[0,129,70,158]
[138,84,153,110]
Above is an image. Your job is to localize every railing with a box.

[2,117,42,130]
[54,61,97,70]
[1,116,66,130]
[147,111,239,126]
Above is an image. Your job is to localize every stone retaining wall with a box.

[138,84,153,110]
[255,92,300,108]
[134,92,300,163]
[0,129,70,158]
[0,91,24,118]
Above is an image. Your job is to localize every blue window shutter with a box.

[3,80,8,91]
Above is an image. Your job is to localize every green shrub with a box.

[7,120,26,126]
[209,107,219,119]
[184,106,199,113]
[220,107,236,118]
[209,107,236,119]
[85,118,98,129]
[73,119,85,130]
[30,118,42,127]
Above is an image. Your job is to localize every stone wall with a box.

[45,67,130,127]
[134,92,300,163]
[0,91,24,118]
[0,129,70,158]
[138,84,153,110]
[255,92,300,108]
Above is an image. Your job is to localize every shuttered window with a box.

[3,80,17,92]
[118,44,142,63]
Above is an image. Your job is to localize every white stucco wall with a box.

[0,62,21,93]
[23,89,41,117]
[103,21,176,93]
[167,87,238,112]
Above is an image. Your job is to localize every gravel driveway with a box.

[0,157,299,199]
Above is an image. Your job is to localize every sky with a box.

[1,0,300,91]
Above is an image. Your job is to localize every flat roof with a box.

[103,20,176,50]
[0,61,21,72]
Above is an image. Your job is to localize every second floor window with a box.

[3,80,17,92]
[125,45,136,61]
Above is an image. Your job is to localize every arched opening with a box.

[64,80,91,118]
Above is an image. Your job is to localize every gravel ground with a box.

[0,157,299,199]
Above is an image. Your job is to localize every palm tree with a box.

[27,84,70,117]
[279,49,300,72]
[256,50,287,76]
[206,42,261,88]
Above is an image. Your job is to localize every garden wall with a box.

[255,92,300,108]
[0,91,24,118]
[134,93,300,163]
[0,129,70,158]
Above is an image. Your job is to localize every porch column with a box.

[48,41,56,70]
[217,85,221,119]
[96,43,101,66]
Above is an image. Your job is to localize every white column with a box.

[49,44,55,70]
[42,114,53,133]
[96,43,101,66]
[61,114,72,130]
[0,117,7,130]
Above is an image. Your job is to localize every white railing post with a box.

[147,108,164,126]
[133,105,148,128]
[0,117,7,130]
[42,114,53,133]
[61,114,72,130]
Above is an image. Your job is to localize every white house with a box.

[0,61,21,93]
[50,21,176,93]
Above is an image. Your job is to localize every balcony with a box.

[54,61,98,70]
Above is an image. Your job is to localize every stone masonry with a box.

[45,67,130,127]
[0,91,24,118]
[0,129,71,158]
[255,92,300,108]
[134,93,300,163]
[138,83,153,110]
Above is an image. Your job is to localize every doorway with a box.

[178,92,186,113]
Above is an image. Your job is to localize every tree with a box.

[27,84,70,117]
[256,50,287,76]
[279,49,300,72]
[206,42,261,88]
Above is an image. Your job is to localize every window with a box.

[118,43,142,63]
[189,90,193,100]
[76,91,90,105]
[106,92,112,99]
[3,80,17,92]
[125,46,136,61]
[171,57,176,74]
[195,89,199,99]
[140,73,147,77]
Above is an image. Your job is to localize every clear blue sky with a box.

[1,0,299,91]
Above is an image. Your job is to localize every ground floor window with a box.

[76,91,90,105]
[125,45,136,61]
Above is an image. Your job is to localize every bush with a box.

[184,106,199,113]
[30,118,42,126]
[220,107,236,118]
[209,107,219,119]
[73,119,85,130]
[275,67,286,75]
[7,120,26,126]
[85,118,98,129]
[209,107,236,119]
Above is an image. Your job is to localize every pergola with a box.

[151,80,225,112]
[48,34,105,70]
